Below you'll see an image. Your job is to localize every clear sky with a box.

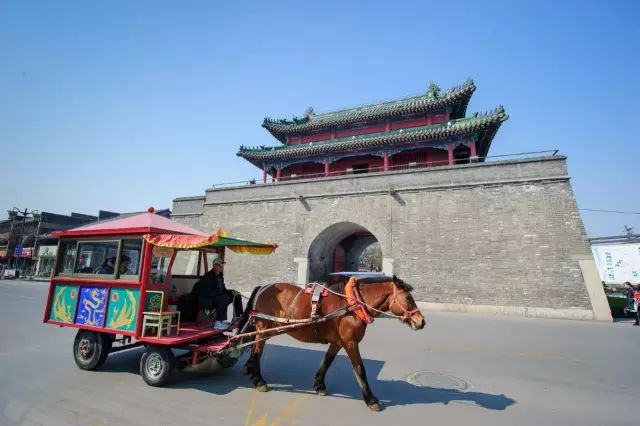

[1,0,638,237]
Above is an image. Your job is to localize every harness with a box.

[250,279,419,327]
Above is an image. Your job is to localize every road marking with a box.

[244,392,307,426]
[270,393,306,426]
[244,392,257,426]
[427,343,582,362]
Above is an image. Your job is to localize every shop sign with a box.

[38,246,58,258]
[20,247,33,258]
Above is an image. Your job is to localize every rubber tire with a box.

[140,346,175,387]
[73,330,106,371]
[96,334,114,367]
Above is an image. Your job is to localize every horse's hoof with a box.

[255,383,269,392]
[315,387,327,396]
[368,401,382,412]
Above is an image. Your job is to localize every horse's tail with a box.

[239,285,261,333]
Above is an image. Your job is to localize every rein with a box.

[323,280,419,322]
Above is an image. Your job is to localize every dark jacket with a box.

[194,270,230,310]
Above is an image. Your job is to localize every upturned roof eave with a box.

[262,80,476,140]
[240,108,508,164]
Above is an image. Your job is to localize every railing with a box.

[210,150,560,189]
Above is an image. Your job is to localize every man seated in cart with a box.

[183,257,243,323]
[98,255,131,275]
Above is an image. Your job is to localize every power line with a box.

[580,208,640,215]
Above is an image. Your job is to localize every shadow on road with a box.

[98,343,515,411]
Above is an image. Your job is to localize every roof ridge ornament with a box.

[427,82,441,99]
[305,106,315,118]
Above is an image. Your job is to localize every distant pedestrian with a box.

[624,282,640,326]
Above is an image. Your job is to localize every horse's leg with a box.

[343,341,380,411]
[247,332,269,392]
[313,343,340,396]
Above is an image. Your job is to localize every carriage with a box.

[43,207,277,386]
[43,208,426,411]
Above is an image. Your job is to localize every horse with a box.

[242,275,425,411]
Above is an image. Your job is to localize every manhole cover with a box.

[404,371,470,392]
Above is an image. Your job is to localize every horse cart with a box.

[43,208,278,386]
[44,208,426,411]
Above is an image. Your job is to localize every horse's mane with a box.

[355,275,414,291]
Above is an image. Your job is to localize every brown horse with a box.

[242,275,425,411]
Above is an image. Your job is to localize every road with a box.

[1,279,638,425]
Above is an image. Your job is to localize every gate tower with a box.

[173,80,611,321]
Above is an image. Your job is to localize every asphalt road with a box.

[1,279,638,426]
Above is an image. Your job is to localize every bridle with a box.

[388,286,421,322]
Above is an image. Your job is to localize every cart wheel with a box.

[73,330,106,371]
[140,346,175,387]
[96,334,114,367]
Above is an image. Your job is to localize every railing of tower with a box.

[210,149,560,189]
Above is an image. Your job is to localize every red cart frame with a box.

[43,208,277,386]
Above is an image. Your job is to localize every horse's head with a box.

[388,275,425,330]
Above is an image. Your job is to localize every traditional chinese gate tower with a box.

[173,80,611,321]
[238,80,507,182]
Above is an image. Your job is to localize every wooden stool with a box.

[142,311,181,338]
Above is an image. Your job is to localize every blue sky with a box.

[1,0,638,237]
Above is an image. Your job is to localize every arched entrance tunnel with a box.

[308,222,382,283]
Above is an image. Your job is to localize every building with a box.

[173,81,611,321]
[238,80,506,182]
[0,208,171,278]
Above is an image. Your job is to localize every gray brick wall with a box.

[173,156,594,311]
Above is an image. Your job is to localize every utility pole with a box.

[8,207,39,277]
[32,212,42,277]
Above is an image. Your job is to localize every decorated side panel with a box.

[48,283,140,333]
[75,286,108,327]
[49,284,79,323]
[105,288,140,332]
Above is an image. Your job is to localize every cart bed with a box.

[138,322,231,345]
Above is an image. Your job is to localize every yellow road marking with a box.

[244,392,257,426]
[245,391,308,426]
[270,393,307,426]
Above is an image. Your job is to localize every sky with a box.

[1,0,639,237]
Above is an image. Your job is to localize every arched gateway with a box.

[172,80,612,321]
[307,222,382,283]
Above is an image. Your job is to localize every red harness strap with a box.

[345,277,374,324]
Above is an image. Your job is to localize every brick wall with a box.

[173,156,594,313]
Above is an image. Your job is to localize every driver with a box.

[99,255,131,275]
[193,258,243,321]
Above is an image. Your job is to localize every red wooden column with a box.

[324,160,330,177]
[426,151,431,168]
[469,140,477,157]
[383,151,389,172]
[276,167,281,182]
[447,143,454,166]
[262,165,267,183]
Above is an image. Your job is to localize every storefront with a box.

[35,245,57,277]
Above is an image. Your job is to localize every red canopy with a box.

[53,209,207,238]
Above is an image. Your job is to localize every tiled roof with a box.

[262,80,476,142]
[239,106,508,164]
